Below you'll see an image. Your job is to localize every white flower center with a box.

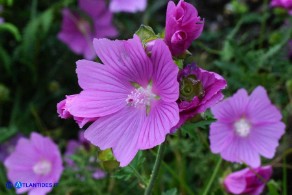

[234,118,251,137]
[126,86,156,107]
[33,160,52,175]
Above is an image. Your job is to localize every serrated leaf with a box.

[135,25,158,44]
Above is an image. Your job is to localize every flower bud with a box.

[165,0,204,56]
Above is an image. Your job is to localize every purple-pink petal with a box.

[210,86,285,167]
[165,0,204,56]
[110,0,147,13]
[84,107,146,167]
[224,166,272,195]
[138,101,179,149]
[4,132,63,195]
[58,0,117,59]
[93,35,153,87]
[150,39,179,102]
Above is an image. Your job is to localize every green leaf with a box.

[0,126,17,143]
[162,188,178,195]
[267,180,280,195]
[135,25,158,44]
[0,23,21,41]
[174,59,184,69]
[113,151,145,181]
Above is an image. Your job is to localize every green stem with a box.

[144,142,166,195]
[283,155,287,195]
[202,157,223,195]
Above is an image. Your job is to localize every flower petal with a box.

[246,86,282,125]
[150,39,179,102]
[139,101,179,149]
[93,35,152,87]
[249,122,285,158]
[68,90,127,118]
[76,59,131,92]
[209,122,235,153]
[220,136,260,167]
[110,0,147,13]
[224,170,247,194]
[211,89,249,123]
[84,106,146,167]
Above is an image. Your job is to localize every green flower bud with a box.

[179,75,204,101]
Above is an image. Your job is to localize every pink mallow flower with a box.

[165,0,204,56]
[271,0,292,15]
[62,35,179,167]
[210,86,285,167]
[58,0,117,60]
[171,64,227,132]
[57,95,98,128]
[110,0,147,13]
[224,166,272,195]
[4,132,63,195]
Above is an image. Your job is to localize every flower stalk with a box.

[144,142,166,195]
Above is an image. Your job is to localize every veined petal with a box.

[68,90,127,118]
[93,35,152,87]
[150,39,179,102]
[249,122,285,158]
[84,106,146,167]
[220,136,260,167]
[76,59,131,92]
[211,89,249,123]
[246,86,282,125]
[209,122,235,153]
[138,100,179,149]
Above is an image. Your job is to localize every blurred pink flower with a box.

[171,64,227,132]
[165,0,204,56]
[271,0,292,15]
[224,166,272,195]
[57,95,98,128]
[4,132,63,195]
[110,0,147,13]
[58,0,117,59]
[62,36,179,166]
[0,134,22,162]
[64,131,106,180]
[210,86,285,167]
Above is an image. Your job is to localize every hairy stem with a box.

[144,142,166,195]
